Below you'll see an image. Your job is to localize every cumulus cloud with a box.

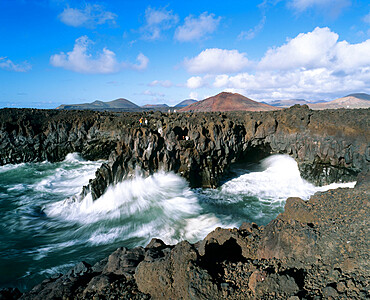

[0,57,31,72]
[149,80,173,87]
[185,27,370,101]
[184,48,250,74]
[259,27,338,70]
[186,76,207,89]
[258,27,370,73]
[50,36,148,74]
[210,68,369,100]
[288,0,350,17]
[175,12,221,42]
[133,53,149,71]
[140,6,179,40]
[59,4,116,28]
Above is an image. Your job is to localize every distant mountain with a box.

[174,99,197,108]
[344,93,370,101]
[140,104,170,112]
[56,98,140,111]
[309,93,370,110]
[268,99,312,108]
[142,104,169,108]
[179,92,280,112]
[266,99,327,108]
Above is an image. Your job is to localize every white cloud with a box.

[184,48,250,74]
[50,36,148,74]
[259,27,370,73]
[185,27,370,101]
[0,57,31,72]
[186,76,206,89]
[132,53,149,71]
[59,4,116,28]
[149,80,173,87]
[189,91,199,100]
[213,74,230,88]
[174,12,221,42]
[289,0,350,17]
[141,7,179,40]
[238,16,266,40]
[209,68,370,101]
[259,27,338,70]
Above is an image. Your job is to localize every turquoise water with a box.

[0,153,355,291]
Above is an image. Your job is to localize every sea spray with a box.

[45,171,224,245]
[195,154,356,225]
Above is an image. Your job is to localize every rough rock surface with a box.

[1,107,369,299]
[17,173,369,299]
[1,106,369,201]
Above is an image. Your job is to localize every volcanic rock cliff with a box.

[0,106,369,299]
[1,106,368,200]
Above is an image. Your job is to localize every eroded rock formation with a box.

[1,106,368,200]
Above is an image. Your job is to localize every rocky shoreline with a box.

[0,106,369,299]
[1,106,369,194]
[2,170,368,299]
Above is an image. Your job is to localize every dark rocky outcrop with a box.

[2,106,368,200]
[18,173,369,299]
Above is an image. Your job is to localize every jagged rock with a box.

[1,107,368,201]
[102,247,145,277]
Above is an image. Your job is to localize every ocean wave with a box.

[220,154,355,202]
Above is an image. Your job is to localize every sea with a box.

[0,153,355,291]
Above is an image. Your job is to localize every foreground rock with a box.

[16,170,369,299]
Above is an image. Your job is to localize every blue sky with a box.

[1,0,370,108]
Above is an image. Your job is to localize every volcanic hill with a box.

[56,98,140,111]
[179,92,279,112]
[309,93,370,110]
[267,99,326,108]
[174,99,197,108]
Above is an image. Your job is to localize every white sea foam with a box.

[45,171,225,245]
[7,184,27,191]
[183,214,229,241]
[31,240,82,260]
[221,154,355,202]
[34,154,102,194]
[37,263,76,276]
[0,163,25,173]
[46,172,201,222]
[63,153,84,163]
[88,227,129,245]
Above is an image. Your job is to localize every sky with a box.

[0,0,370,108]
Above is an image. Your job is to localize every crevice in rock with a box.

[199,238,246,282]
